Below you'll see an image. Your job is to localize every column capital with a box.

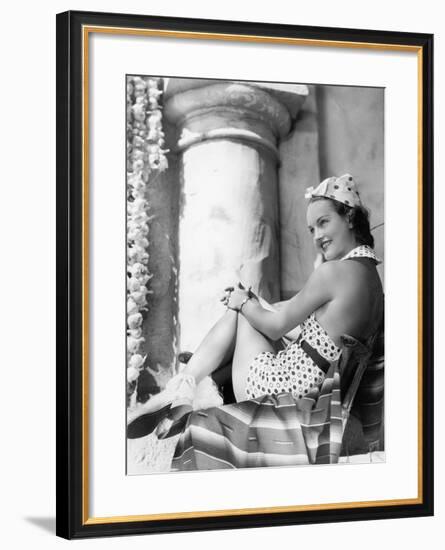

[164,80,308,159]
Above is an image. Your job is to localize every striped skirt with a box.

[170,360,343,471]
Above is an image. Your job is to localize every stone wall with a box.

[317,85,384,282]
[278,86,321,297]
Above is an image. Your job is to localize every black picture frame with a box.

[56,10,434,539]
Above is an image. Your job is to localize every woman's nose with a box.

[314,227,323,241]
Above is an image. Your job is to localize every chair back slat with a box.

[350,328,385,450]
[338,333,378,433]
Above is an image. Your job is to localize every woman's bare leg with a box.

[128,309,275,426]
[128,309,239,422]
[232,314,275,401]
[182,309,239,384]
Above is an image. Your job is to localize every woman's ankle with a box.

[165,371,197,408]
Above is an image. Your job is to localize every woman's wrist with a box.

[240,290,260,314]
[227,294,250,312]
[238,295,251,313]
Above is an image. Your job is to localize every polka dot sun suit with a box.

[245,245,380,401]
[245,313,340,400]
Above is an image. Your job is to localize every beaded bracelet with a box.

[239,296,251,312]
[227,296,251,313]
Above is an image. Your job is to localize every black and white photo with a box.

[125,77,385,474]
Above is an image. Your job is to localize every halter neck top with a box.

[340,245,381,264]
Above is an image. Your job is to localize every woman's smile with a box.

[320,239,332,252]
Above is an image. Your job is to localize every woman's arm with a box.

[235,262,337,341]
[256,297,300,339]
[257,296,286,312]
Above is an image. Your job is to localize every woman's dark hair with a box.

[310,197,374,248]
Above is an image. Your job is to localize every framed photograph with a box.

[56,10,433,539]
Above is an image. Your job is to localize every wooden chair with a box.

[300,331,379,464]
[339,328,384,457]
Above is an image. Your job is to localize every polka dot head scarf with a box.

[305,173,362,208]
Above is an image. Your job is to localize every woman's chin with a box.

[323,248,340,261]
[322,248,333,261]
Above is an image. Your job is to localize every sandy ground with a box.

[127,433,181,475]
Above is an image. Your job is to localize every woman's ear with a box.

[347,210,354,228]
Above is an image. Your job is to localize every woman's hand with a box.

[226,288,250,311]
[219,285,235,307]
[221,282,252,311]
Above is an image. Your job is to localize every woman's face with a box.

[306,199,357,261]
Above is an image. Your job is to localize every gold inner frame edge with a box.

[81,24,424,525]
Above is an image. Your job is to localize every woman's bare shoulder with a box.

[316,258,379,287]
[313,259,348,279]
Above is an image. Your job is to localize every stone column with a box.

[164,80,308,352]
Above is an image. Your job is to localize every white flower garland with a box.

[126,77,168,395]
